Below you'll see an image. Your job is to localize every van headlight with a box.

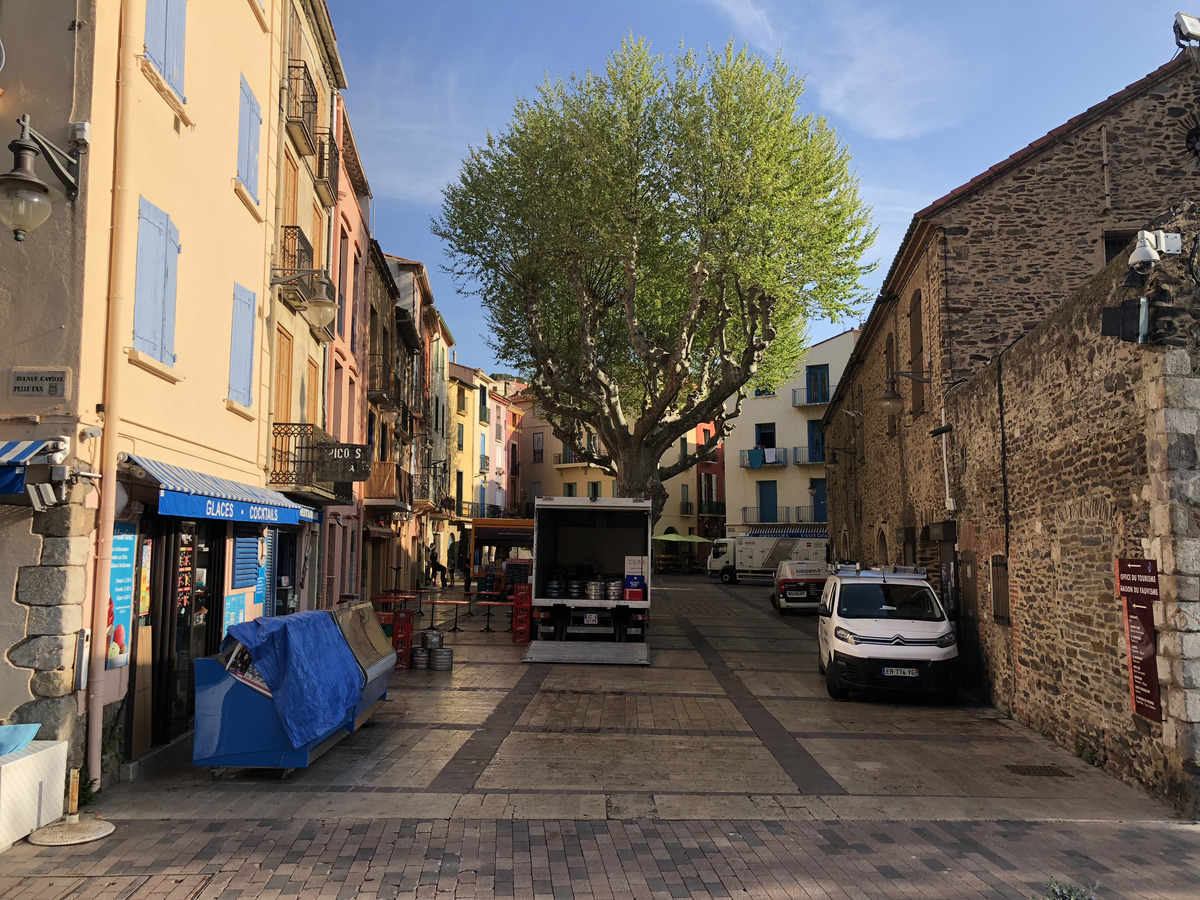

[834,626,860,645]
[936,631,957,648]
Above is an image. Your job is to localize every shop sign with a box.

[1115,557,1163,723]
[315,444,372,482]
[158,490,301,525]
[107,523,138,669]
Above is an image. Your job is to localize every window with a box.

[478,385,489,423]
[532,432,544,462]
[587,433,598,454]
[1104,232,1138,265]
[304,356,318,425]
[274,326,292,424]
[807,420,825,463]
[232,524,260,589]
[805,364,830,404]
[587,481,600,499]
[991,556,1011,623]
[133,197,180,366]
[457,386,467,413]
[753,386,775,396]
[531,480,542,499]
[236,75,262,203]
[457,423,464,451]
[495,419,502,442]
[144,0,187,99]
[909,291,925,414]
[337,229,349,336]
[282,151,298,225]
[227,284,256,406]
[679,437,688,462]
[563,483,577,497]
[754,423,776,449]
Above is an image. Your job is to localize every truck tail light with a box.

[533,610,552,620]
[631,613,649,622]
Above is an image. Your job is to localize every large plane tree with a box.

[434,38,874,519]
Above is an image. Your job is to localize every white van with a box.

[816,565,958,701]
[770,559,830,613]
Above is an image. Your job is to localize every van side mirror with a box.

[817,607,830,617]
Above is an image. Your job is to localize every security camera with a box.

[1129,233,1160,275]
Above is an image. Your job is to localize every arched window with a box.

[875,529,889,566]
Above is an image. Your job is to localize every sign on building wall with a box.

[107,523,138,669]
[315,444,372,481]
[9,367,71,400]
[1115,558,1163,723]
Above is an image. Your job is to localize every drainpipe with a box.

[87,0,137,784]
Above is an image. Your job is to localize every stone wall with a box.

[4,486,95,771]
[947,202,1200,812]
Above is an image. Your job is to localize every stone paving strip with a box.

[0,577,1194,898]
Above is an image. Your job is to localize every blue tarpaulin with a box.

[223,612,362,748]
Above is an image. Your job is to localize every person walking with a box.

[429,546,447,589]
[446,537,457,586]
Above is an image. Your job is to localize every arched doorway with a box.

[875,529,888,566]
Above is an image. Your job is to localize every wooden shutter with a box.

[144,0,168,75]
[232,525,259,589]
[227,284,256,407]
[283,152,298,225]
[133,197,168,360]
[305,357,319,425]
[162,218,180,364]
[274,326,293,425]
[164,0,187,98]
[237,75,261,203]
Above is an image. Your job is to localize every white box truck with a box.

[706,533,828,584]
[529,496,653,644]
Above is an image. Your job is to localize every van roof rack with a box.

[833,563,927,578]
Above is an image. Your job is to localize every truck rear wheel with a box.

[720,567,736,585]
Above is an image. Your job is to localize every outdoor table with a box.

[422,597,469,632]
[474,598,511,632]
[463,589,501,622]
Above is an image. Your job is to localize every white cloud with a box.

[701,0,778,49]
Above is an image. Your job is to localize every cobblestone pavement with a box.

[1,577,1197,899]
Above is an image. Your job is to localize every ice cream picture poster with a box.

[107,522,138,669]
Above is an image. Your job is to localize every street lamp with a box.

[879,370,931,417]
[0,115,80,241]
[270,269,338,332]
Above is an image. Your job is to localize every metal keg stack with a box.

[566,579,585,599]
[586,580,606,602]
[418,628,451,671]
[410,647,429,669]
[606,577,623,601]
[429,647,453,671]
[545,580,564,598]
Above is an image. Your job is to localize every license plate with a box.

[786,590,805,598]
[882,667,919,677]
[584,613,598,625]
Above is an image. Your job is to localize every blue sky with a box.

[328,0,1191,374]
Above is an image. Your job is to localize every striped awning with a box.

[0,440,50,465]
[124,454,317,524]
[745,525,828,540]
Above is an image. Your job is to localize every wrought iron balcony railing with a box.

[286,60,317,156]
[479,454,490,473]
[795,505,825,523]
[314,129,339,207]
[792,444,826,465]
[792,381,837,406]
[275,225,314,308]
[698,500,726,516]
[367,353,399,401]
[738,447,788,467]
[741,506,791,524]
[680,500,695,516]
[269,422,352,504]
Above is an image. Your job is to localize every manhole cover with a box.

[1005,764,1073,777]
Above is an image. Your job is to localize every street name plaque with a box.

[1115,557,1163,723]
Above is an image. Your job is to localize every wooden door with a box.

[275,325,293,425]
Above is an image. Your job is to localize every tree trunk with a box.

[612,448,669,526]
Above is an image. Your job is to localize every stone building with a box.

[826,55,1200,811]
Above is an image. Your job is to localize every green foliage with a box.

[1032,878,1100,900]
[435,35,874,498]
[78,766,98,806]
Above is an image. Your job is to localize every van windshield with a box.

[837,583,944,621]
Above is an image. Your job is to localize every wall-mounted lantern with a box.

[0,115,81,241]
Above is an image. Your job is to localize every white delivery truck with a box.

[707,533,828,584]
[529,496,653,646]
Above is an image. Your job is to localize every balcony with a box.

[741,506,792,524]
[269,423,353,505]
[738,447,788,467]
[793,382,836,406]
[698,500,726,517]
[367,354,398,402]
[458,501,523,519]
[313,129,339,207]
[362,461,413,509]
[794,505,825,523]
[479,455,490,474]
[276,226,314,308]
[792,444,826,465]
[479,406,490,425]
[286,60,317,156]
[414,472,448,507]
[680,500,694,516]
[554,448,592,467]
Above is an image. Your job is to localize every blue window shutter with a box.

[164,0,187,99]
[232,525,259,589]
[162,218,180,365]
[237,75,261,203]
[228,284,256,406]
[144,0,168,75]
[133,197,168,360]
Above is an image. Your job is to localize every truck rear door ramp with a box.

[521,641,650,665]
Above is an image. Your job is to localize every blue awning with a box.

[0,440,50,465]
[124,454,318,526]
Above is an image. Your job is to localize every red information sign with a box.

[1115,558,1162,723]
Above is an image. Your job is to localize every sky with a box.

[327,0,1193,374]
